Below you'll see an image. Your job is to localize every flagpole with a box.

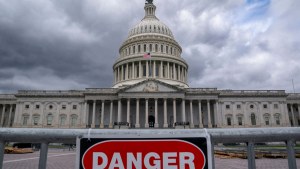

[292,79,295,93]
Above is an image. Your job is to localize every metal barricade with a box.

[0,127,299,169]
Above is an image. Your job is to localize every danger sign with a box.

[78,137,209,169]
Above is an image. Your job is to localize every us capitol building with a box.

[0,0,299,129]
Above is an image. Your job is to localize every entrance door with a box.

[148,115,155,128]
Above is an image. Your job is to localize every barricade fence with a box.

[0,127,299,169]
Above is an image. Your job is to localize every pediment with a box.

[120,80,183,93]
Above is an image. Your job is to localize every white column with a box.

[132,62,135,79]
[216,101,219,128]
[109,101,113,128]
[178,66,181,81]
[40,103,45,127]
[139,61,142,78]
[163,99,168,128]
[92,100,96,128]
[173,63,176,80]
[117,100,121,123]
[135,99,140,128]
[243,102,248,127]
[182,99,186,122]
[291,104,296,126]
[84,101,88,128]
[127,99,130,126]
[258,102,264,126]
[7,105,13,127]
[190,100,194,128]
[173,99,177,127]
[154,99,159,128]
[198,100,203,128]
[160,61,163,78]
[1,105,5,127]
[207,100,212,128]
[145,99,149,128]
[270,102,275,126]
[100,100,105,128]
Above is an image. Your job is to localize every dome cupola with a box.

[112,0,189,88]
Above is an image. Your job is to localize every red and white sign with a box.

[82,140,206,169]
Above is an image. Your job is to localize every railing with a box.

[0,127,299,169]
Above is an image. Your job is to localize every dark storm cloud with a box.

[0,0,299,93]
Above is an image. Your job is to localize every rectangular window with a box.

[226,105,230,109]
[274,104,278,109]
[265,120,270,125]
[25,105,29,109]
[238,117,243,126]
[73,105,77,110]
[227,117,231,126]
[62,105,66,110]
[263,104,268,109]
[237,105,241,109]
[35,105,40,109]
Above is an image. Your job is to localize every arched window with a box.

[155,44,158,52]
[133,46,136,54]
[161,45,163,53]
[166,46,169,54]
[149,44,152,52]
[138,45,141,53]
[251,113,256,125]
[144,44,147,52]
[71,114,78,127]
[47,113,53,126]
[59,114,67,126]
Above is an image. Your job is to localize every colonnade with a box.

[0,104,15,127]
[114,61,187,84]
[84,99,217,129]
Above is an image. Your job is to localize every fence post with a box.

[286,140,296,169]
[247,142,256,169]
[0,140,4,169]
[38,142,49,169]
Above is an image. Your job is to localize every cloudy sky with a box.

[0,0,299,94]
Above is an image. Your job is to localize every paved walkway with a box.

[3,149,300,169]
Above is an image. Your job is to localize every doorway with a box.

[148,115,155,128]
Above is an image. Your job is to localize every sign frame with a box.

[76,130,213,169]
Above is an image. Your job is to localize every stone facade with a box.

[0,1,299,129]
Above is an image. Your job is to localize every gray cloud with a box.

[0,0,299,93]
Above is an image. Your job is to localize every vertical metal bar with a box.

[0,140,5,169]
[286,140,297,169]
[39,142,48,169]
[211,140,215,169]
[247,142,256,169]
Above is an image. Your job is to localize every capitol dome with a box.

[112,0,189,88]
